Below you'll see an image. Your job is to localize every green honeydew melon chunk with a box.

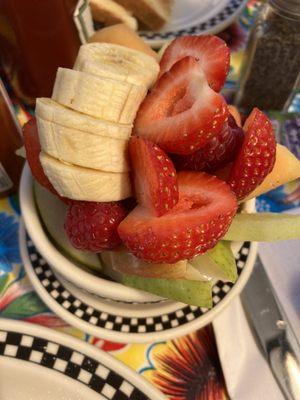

[190,241,237,283]
[224,213,300,242]
[34,182,102,272]
[122,275,213,308]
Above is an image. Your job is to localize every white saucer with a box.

[0,319,165,400]
[20,221,257,343]
[140,0,248,48]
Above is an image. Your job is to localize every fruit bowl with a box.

[20,163,257,307]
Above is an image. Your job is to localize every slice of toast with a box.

[114,0,173,30]
[89,0,138,31]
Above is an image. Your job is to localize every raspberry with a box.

[172,115,244,173]
[65,201,128,252]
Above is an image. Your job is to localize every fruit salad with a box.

[23,27,300,307]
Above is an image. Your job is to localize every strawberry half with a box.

[172,114,244,173]
[129,137,178,216]
[23,118,58,196]
[227,108,276,200]
[134,57,228,155]
[118,172,237,263]
[159,35,230,92]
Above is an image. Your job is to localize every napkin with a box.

[213,207,300,400]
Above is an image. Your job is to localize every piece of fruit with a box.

[190,241,237,283]
[101,249,187,278]
[65,200,128,252]
[118,172,237,263]
[34,182,102,271]
[89,0,138,31]
[129,137,178,216]
[134,57,228,155]
[36,98,132,140]
[39,152,132,202]
[88,23,159,60]
[228,105,242,127]
[224,213,300,242]
[228,108,276,200]
[52,68,147,124]
[23,118,58,195]
[37,117,129,173]
[159,35,230,92]
[245,144,300,200]
[74,43,159,88]
[172,115,244,172]
[122,275,213,307]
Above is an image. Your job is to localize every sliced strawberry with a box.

[134,57,228,155]
[65,200,128,252]
[172,115,244,173]
[118,172,237,263]
[159,35,230,92]
[227,108,276,200]
[23,118,58,196]
[129,137,178,216]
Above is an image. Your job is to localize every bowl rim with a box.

[20,163,256,305]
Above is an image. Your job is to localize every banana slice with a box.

[40,152,132,201]
[52,68,147,124]
[37,117,129,173]
[74,43,159,88]
[36,98,132,140]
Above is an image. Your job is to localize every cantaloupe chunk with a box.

[88,23,158,60]
[245,144,300,200]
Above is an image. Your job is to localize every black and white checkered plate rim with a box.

[0,329,149,400]
[26,234,252,336]
[140,0,245,41]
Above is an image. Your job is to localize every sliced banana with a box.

[74,43,159,88]
[36,98,132,140]
[40,152,132,202]
[37,117,129,173]
[52,68,147,124]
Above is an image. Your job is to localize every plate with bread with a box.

[89,0,248,47]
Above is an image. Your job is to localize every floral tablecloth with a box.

[1,1,300,399]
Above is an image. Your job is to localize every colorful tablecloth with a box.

[1,1,299,398]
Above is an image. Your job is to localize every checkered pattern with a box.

[141,0,244,40]
[26,236,250,335]
[0,330,149,400]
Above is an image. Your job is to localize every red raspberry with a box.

[64,201,128,252]
[172,114,244,173]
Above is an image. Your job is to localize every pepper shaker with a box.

[235,0,300,113]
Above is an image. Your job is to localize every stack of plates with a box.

[19,164,257,344]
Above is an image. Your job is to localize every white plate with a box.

[20,221,258,343]
[0,319,165,400]
[140,0,248,48]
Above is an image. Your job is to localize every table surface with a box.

[1,1,300,398]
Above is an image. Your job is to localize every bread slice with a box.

[161,0,174,13]
[89,0,138,31]
[114,0,172,30]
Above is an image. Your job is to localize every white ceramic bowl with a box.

[20,164,256,306]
